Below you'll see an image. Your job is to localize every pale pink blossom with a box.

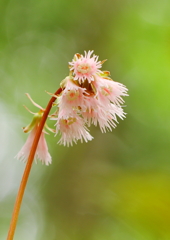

[69,50,103,84]
[17,51,128,154]
[16,124,52,165]
[93,75,128,107]
[82,96,126,133]
[54,50,128,142]
[54,114,93,146]
[18,51,128,150]
[58,77,88,114]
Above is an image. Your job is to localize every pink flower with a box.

[69,50,103,84]
[58,77,88,114]
[93,75,128,107]
[17,51,128,154]
[54,114,93,146]
[16,107,52,165]
[51,51,128,145]
[16,124,52,165]
[82,96,126,133]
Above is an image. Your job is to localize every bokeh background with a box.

[1,0,170,239]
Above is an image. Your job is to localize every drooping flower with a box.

[92,74,128,107]
[16,124,52,165]
[54,114,93,146]
[82,96,125,133]
[16,103,52,165]
[58,76,88,114]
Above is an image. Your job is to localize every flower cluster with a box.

[52,50,128,146]
[16,51,128,165]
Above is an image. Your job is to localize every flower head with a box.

[69,50,103,83]
[52,50,128,146]
[18,51,128,157]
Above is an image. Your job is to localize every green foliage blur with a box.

[1,0,170,239]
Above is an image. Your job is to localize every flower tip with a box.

[22,126,29,133]
[84,50,94,57]
[75,53,81,59]
[101,59,107,65]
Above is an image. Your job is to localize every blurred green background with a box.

[1,0,170,239]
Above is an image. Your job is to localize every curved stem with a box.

[7,87,62,240]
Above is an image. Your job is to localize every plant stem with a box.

[7,87,62,240]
